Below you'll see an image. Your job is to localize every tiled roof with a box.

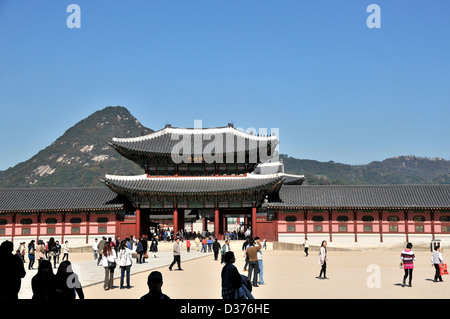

[264,185,450,209]
[109,125,278,156]
[102,174,284,194]
[0,187,125,213]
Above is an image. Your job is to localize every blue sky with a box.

[0,1,449,170]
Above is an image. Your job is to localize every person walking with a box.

[97,237,106,266]
[195,236,200,252]
[400,242,415,287]
[118,240,136,289]
[18,242,26,263]
[102,242,117,290]
[257,247,265,285]
[213,238,221,261]
[150,236,158,258]
[207,237,213,252]
[221,239,231,264]
[431,245,444,283]
[317,240,328,279]
[201,237,207,253]
[55,240,61,265]
[31,260,56,300]
[54,261,84,299]
[92,238,99,260]
[136,238,144,264]
[61,241,69,261]
[246,238,262,287]
[169,238,183,271]
[186,239,191,252]
[303,237,309,257]
[141,236,148,263]
[47,237,58,268]
[28,240,36,270]
[242,238,250,271]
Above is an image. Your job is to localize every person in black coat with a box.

[47,237,58,268]
[140,271,170,300]
[54,261,84,300]
[150,237,158,258]
[212,238,221,261]
[136,239,144,264]
[0,240,26,300]
[31,260,56,300]
[141,236,148,263]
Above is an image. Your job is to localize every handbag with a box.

[107,255,116,269]
[108,260,116,269]
[439,263,449,275]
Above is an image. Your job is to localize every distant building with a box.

[1,124,450,248]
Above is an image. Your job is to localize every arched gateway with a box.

[102,123,304,239]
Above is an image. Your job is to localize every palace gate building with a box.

[1,124,450,248]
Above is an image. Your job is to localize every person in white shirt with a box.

[62,241,70,261]
[92,238,99,260]
[102,242,117,290]
[303,238,309,257]
[118,240,136,289]
[257,248,264,285]
[431,245,444,282]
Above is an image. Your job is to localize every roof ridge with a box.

[111,126,278,143]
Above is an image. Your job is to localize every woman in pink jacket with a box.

[400,242,416,287]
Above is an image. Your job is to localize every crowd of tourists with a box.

[0,233,447,300]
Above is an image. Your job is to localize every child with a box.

[186,239,191,252]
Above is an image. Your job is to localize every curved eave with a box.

[0,207,123,214]
[261,204,450,210]
[102,175,284,196]
[108,141,279,157]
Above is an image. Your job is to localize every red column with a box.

[431,209,436,240]
[61,212,66,244]
[214,208,220,239]
[136,209,141,238]
[379,209,383,243]
[329,210,333,243]
[252,206,257,238]
[202,217,207,231]
[37,213,41,242]
[11,213,16,244]
[404,210,409,243]
[86,212,90,244]
[173,208,178,235]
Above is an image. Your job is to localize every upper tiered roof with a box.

[109,124,279,159]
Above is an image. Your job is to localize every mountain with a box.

[0,106,153,188]
[0,106,449,188]
[281,154,450,185]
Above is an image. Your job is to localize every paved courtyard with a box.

[17,240,448,300]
